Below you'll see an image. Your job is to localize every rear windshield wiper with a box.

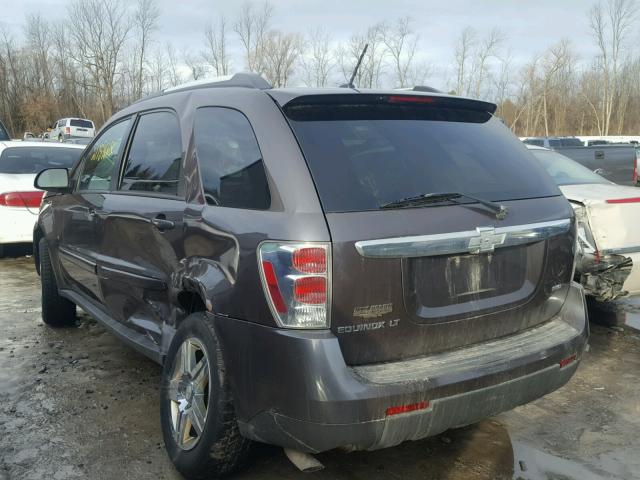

[380,192,508,219]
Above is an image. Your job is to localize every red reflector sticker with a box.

[606,197,640,204]
[261,261,288,313]
[559,354,577,368]
[385,401,429,416]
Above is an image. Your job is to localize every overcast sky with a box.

[0,0,606,88]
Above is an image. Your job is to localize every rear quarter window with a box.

[194,107,270,209]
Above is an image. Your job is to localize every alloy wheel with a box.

[167,337,211,450]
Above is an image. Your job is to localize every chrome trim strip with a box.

[600,246,640,256]
[354,219,571,258]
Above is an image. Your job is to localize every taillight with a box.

[606,197,640,204]
[65,126,71,134]
[258,242,331,328]
[0,191,44,208]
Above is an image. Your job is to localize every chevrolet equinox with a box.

[33,73,589,479]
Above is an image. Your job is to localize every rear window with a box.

[549,138,583,148]
[0,147,83,174]
[285,98,560,212]
[70,119,94,128]
[529,149,609,186]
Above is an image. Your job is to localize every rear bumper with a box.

[215,282,588,453]
[0,206,37,244]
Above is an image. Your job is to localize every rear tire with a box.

[161,312,250,479]
[39,239,76,327]
[58,134,63,143]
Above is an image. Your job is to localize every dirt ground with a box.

[1,245,639,480]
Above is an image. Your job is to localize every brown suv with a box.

[33,73,588,478]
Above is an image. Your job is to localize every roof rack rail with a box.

[164,72,272,93]
[134,73,272,104]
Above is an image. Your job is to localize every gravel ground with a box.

[1,246,639,480]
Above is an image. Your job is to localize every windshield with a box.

[0,146,83,174]
[529,149,609,186]
[285,101,560,213]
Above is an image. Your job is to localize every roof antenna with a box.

[342,43,368,89]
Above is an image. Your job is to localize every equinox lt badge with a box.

[338,319,400,334]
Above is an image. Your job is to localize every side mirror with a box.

[35,168,70,192]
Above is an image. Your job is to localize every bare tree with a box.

[203,15,231,76]
[589,0,637,135]
[470,27,504,98]
[183,50,206,80]
[382,17,419,88]
[454,27,475,95]
[133,0,159,99]
[233,1,274,74]
[165,43,182,87]
[300,27,333,87]
[263,31,302,87]
[337,23,387,88]
[66,0,132,122]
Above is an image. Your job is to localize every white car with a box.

[528,145,640,301]
[48,118,95,142]
[0,141,85,255]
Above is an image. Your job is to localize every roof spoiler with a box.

[283,93,497,115]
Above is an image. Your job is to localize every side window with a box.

[120,111,182,195]
[194,107,270,209]
[77,118,131,191]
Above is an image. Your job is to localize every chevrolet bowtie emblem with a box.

[468,227,506,254]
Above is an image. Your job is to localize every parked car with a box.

[33,73,588,479]
[522,136,639,186]
[48,117,95,142]
[523,136,585,148]
[0,141,85,256]
[527,145,640,301]
[0,119,9,141]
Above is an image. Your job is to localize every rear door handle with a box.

[151,216,175,231]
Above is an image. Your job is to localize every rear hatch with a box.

[282,93,576,365]
[69,119,95,138]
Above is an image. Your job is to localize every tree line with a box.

[0,0,638,138]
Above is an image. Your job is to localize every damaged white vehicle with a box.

[528,146,640,301]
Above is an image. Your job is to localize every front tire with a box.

[39,239,76,327]
[161,312,249,479]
